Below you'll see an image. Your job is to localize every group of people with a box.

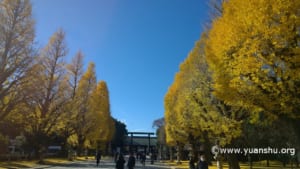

[96,151,135,169]
[96,151,208,169]
[115,152,136,169]
[137,152,147,166]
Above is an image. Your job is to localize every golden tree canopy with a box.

[206,0,300,121]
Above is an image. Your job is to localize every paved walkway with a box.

[32,158,174,169]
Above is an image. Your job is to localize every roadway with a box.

[32,158,174,169]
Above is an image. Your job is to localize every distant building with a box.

[124,132,157,154]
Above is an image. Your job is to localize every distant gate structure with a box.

[125,132,157,154]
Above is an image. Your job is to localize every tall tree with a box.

[153,118,167,160]
[164,80,184,146]
[67,51,84,99]
[165,34,242,147]
[153,118,166,146]
[71,62,97,156]
[111,119,128,153]
[90,81,115,150]
[58,51,85,154]
[21,29,69,160]
[205,1,300,168]
[205,0,300,122]
[165,33,246,168]
[0,0,35,121]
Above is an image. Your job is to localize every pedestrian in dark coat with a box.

[116,154,126,169]
[141,153,146,166]
[96,151,101,167]
[198,155,208,169]
[189,157,195,169]
[127,152,136,169]
[114,152,119,163]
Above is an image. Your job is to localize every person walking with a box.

[197,155,208,169]
[116,154,126,169]
[127,152,136,169]
[96,150,102,167]
[114,152,120,163]
[189,157,195,169]
[141,152,146,166]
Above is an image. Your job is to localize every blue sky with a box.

[31,0,210,133]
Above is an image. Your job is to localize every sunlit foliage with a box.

[164,34,242,154]
[206,0,300,121]
[0,0,35,121]
[90,81,115,148]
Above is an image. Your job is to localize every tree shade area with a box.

[164,0,300,169]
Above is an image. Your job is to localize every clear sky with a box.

[31,0,210,133]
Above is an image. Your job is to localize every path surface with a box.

[32,158,173,169]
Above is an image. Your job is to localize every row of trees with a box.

[0,0,116,160]
[164,0,300,169]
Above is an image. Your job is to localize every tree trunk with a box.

[192,142,199,159]
[176,144,183,164]
[189,143,198,169]
[107,142,112,155]
[228,154,240,169]
[203,133,212,165]
[290,157,294,169]
[217,159,223,169]
[248,154,252,169]
[159,144,162,160]
[37,144,46,164]
[77,135,85,156]
[170,147,174,161]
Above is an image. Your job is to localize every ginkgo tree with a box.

[57,51,85,153]
[70,62,97,156]
[0,0,35,121]
[165,33,243,163]
[21,29,69,160]
[0,0,118,159]
[164,74,188,146]
[205,0,300,122]
[90,81,115,151]
[68,63,115,155]
[204,1,300,168]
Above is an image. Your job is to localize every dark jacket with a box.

[116,156,126,169]
[96,152,101,160]
[127,155,136,169]
[198,160,208,169]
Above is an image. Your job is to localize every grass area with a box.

[164,160,299,169]
[76,155,112,161]
[0,160,37,169]
[0,155,110,168]
[0,155,113,168]
[42,158,70,165]
[0,157,70,169]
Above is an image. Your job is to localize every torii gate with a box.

[128,132,155,153]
